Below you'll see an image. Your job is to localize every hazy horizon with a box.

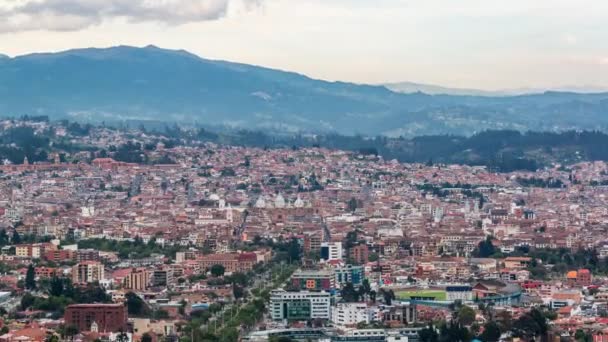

[1,0,607,90]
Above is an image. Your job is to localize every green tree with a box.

[439,321,470,342]
[457,305,476,326]
[368,252,379,262]
[125,292,149,316]
[418,323,439,342]
[20,292,36,310]
[12,230,21,244]
[62,325,79,339]
[479,321,501,342]
[0,229,8,246]
[347,197,358,212]
[25,264,36,290]
[210,264,226,277]
[141,333,153,342]
[512,308,549,341]
[341,282,359,302]
[575,329,592,342]
[116,331,129,342]
[49,276,65,297]
[474,236,495,258]
[44,335,60,342]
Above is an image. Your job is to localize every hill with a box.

[1,45,608,136]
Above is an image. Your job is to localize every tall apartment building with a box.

[320,242,343,261]
[72,261,105,284]
[303,233,323,253]
[270,290,331,321]
[349,244,369,264]
[151,268,174,288]
[124,268,150,291]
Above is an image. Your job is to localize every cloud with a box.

[0,0,262,33]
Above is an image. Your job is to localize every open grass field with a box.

[395,290,447,301]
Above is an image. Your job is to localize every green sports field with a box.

[395,290,447,301]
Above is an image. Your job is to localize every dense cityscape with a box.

[0,119,607,341]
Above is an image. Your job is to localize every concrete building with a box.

[64,303,127,332]
[270,290,331,321]
[331,303,369,327]
[335,265,365,288]
[291,269,336,291]
[72,261,105,284]
[124,268,150,291]
[321,242,343,261]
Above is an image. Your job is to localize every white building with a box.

[270,290,331,321]
[321,242,343,261]
[331,303,369,327]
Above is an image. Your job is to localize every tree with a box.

[368,252,379,262]
[210,264,225,277]
[116,331,129,342]
[418,323,439,342]
[479,321,501,342]
[457,305,476,326]
[20,292,36,310]
[474,236,496,258]
[347,197,358,212]
[379,288,395,306]
[49,276,65,297]
[125,292,149,316]
[44,335,60,342]
[512,308,549,341]
[12,230,21,244]
[141,333,153,342]
[62,325,79,339]
[575,329,592,342]
[286,238,302,262]
[369,290,377,303]
[233,284,245,300]
[25,264,36,290]
[439,321,470,342]
[0,229,8,246]
[341,282,360,302]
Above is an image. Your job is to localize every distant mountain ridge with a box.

[385,81,608,96]
[1,45,608,136]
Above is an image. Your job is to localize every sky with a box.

[0,0,607,90]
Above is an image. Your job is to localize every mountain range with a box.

[384,82,608,97]
[1,45,608,136]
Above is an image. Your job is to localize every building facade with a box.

[64,304,128,332]
[270,290,331,321]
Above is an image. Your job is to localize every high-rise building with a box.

[151,268,174,288]
[72,261,105,284]
[349,244,369,264]
[320,242,343,261]
[124,268,150,291]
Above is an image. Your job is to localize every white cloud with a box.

[0,0,263,33]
